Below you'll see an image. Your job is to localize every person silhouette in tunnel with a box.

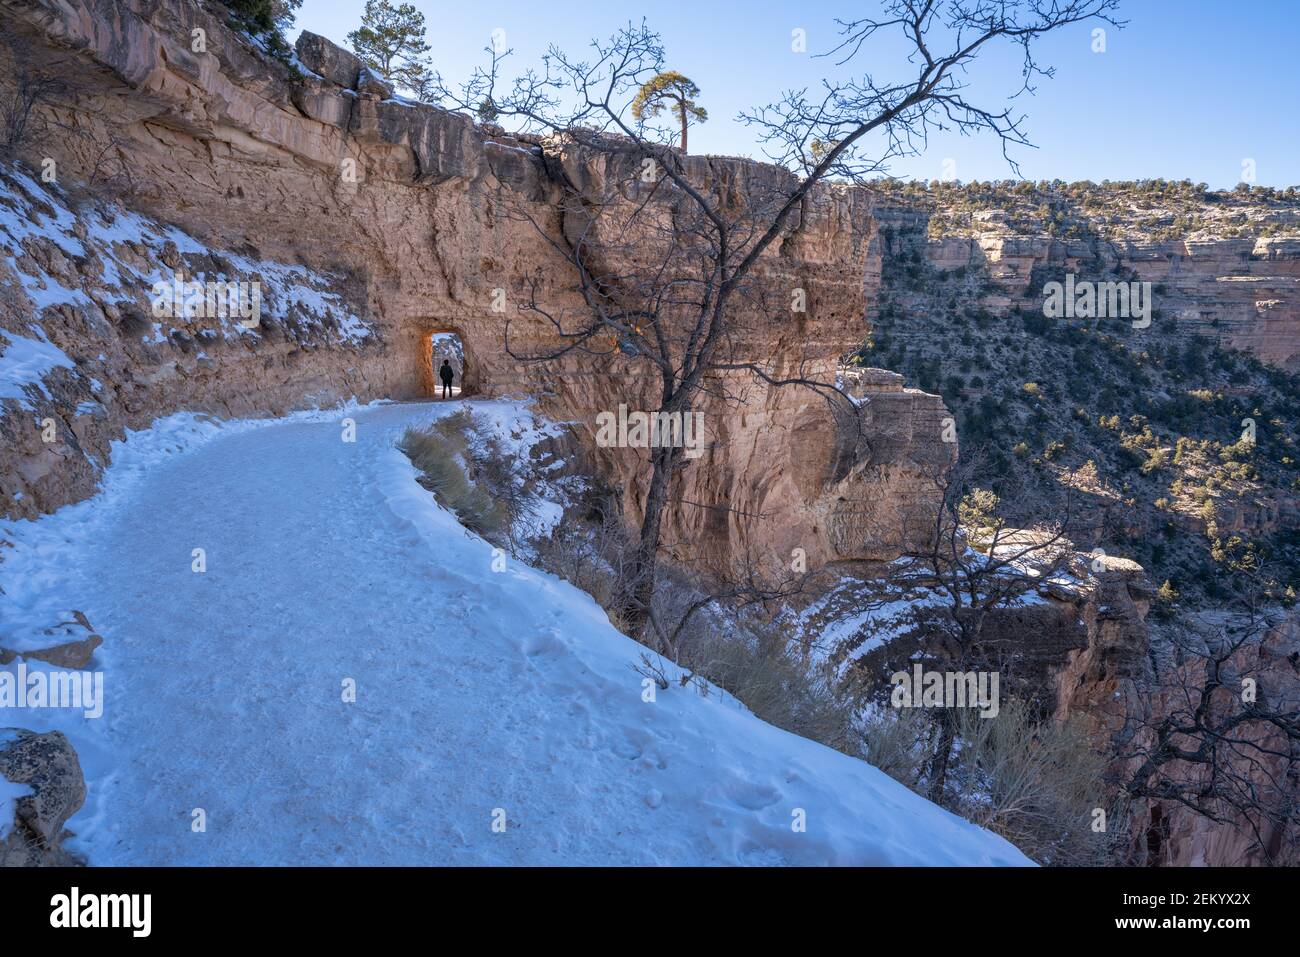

[439,359,455,399]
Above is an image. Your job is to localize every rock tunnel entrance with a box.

[419,329,477,399]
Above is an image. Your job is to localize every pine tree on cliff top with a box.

[347,0,432,96]
[631,72,707,154]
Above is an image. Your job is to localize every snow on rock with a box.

[0,163,374,412]
[0,399,1031,866]
[791,568,948,673]
[0,776,31,842]
[790,548,1072,676]
[0,329,76,409]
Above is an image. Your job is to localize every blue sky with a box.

[293,0,1299,188]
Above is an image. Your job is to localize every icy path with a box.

[1,400,1031,865]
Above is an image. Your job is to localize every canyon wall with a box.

[0,0,951,574]
[875,204,1300,372]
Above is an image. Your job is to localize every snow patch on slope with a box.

[0,330,76,409]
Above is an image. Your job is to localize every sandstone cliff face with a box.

[1048,556,1153,731]
[0,162,377,516]
[0,0,952,576]
[875,204,1300,372]
[1016,561,1300,869]
[1039,574,1300,868]
[1122,610,1300,867]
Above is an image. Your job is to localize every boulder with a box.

[294,30,363,89]
[288,74,354,127]
[356,66,394,100]
[0,729,86,866]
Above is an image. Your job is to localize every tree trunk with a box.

[618,444,678,639]
[926,715,955,804]
[677,95,688,154]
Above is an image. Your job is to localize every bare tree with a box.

[645,551,818,663]
[86,131,142,198]
[1118,584,1300,864]
[437,1,1122,638]
[873,448,1082,799]
[0,23,64,157]
[908,451,1079,660]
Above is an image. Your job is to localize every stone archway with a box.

[419,327,479,398]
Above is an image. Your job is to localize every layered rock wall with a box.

[874,204,1300,371]
[0,0,952,574]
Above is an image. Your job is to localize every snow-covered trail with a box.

[1,400,1031,865]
